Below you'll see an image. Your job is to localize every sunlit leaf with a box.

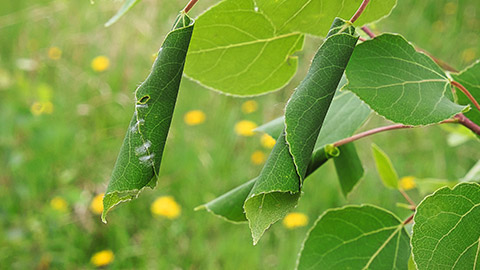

[371,143,399,189]
[185,0,396,96]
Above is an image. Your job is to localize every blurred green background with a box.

[1,0,479,269]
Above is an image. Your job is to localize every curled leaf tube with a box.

[102,12,194,222]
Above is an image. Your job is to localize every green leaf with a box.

[244,18,358,244]
[197,145,337,224]
[334,143,364,197]
[344,34,467,125]
[102,13,194,222]
[415,178,457,195]
[255,79,371,147]
[462,160,480,182]
[412,182,480,269]
[185,0,396,96]
[195,178,255,223]
[104,0,141,27]
[371,143,399,189]
[451,60,480,127]
[297,205,411,270]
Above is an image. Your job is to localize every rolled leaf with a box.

[244,18,358,244]
[102,12,194,222]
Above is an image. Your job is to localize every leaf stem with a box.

[403,213,414,225]
[451,80,480,111]
[455,113,480,135]
[399,189,416,210]
[361,26,376,38]
[334,124,414,147]
[350,0,370,23]
[183,0,199,13]
[333,118,460,147]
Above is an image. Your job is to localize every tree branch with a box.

[455,113,480,136]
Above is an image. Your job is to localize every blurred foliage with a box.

[0,0,479,269]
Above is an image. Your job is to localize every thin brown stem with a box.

[403,213,415,225]
[399,189,416,210]
[361,26,376,39]
[350,0,370,23]
[451,80,480,111]
[455,113,480,135]
[334,124,414,147]
[183,0,199,13]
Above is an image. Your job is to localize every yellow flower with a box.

[399,176,416,190]
[151,196,181,219]
[251,150,266,165]
[283,212,308,229]
[90,193,104,215]
[184,110,206,126]
[30,101,54,116]
[48,46,62,60]
[91,250,114,267]
[241,100,258,114]
[234,120,257,136]
[462,48,476,63]
[91,56,110,72]
[50,196,68,212]
[261,134,276,149]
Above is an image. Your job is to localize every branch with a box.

[455,113,480,136]
[183,0,199,13]
[334,124,414,147]
[361,26,376,39]
[350,0,370,23]
[403,213,414,225]
[451,80,480,111]
[399,189,416,210]
[333,119,458,148]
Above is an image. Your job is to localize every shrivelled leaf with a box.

[372,143,399,189]
[104,0,141,27]
[334,143,364,197]
[185,0,396,96]
[344,34,467,125]
[244,18,358,244]
[412,182,480,269]
[451,60,480,127]
[297,205,410,270]
[102,13,194,222]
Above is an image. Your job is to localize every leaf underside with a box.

[102,13,194,222]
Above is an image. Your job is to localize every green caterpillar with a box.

[102,12,194,222]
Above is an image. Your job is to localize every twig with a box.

[455,113,480,136]
[183,0,199,13]
[403,213,414,225]
[399,189,416,210]
[350,0,370,23]
[334,124,414,147]
[451,80,480,111]
[361,26,376,39]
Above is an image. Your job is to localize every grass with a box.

[0,0,479,269]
